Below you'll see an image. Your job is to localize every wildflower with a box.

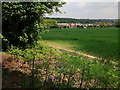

[49,76,53,80]
[36,62,42,65]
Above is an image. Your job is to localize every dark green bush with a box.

[2,2,65,50]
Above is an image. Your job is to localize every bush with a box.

[81,25,84,28]
[8,42,59,62]
[50,25,59,28]
[63,26,67,28]
[76,25,81,28]
[2,2,65,50]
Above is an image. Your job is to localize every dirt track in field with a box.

[42,41,99,59]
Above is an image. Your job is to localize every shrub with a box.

[2,2,65,50]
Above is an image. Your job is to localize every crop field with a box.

[41,27,119,87]
[41,27,118,60]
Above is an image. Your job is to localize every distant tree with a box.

[87,25,92,28]
[115,19,120,27]
[99,22,106,27]
[63,26,67,28]
[100,25,103,28]
[77,25,81,28]
[99,22,113,27]
[81,25,84,28]
[93,24,97,28]
[41,19,58,28]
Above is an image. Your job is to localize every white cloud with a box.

[62,0,119,2]
[46,2,118,19]
[77,2,86,7]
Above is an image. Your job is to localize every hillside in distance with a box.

[45,17,117,24]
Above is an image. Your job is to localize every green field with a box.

[41,27,118,60]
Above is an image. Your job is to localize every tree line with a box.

[45,17,116,24]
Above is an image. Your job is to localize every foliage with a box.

[8,42,59,62]
[41,18,58,28]
[63,25,69,28]
[77,25,84,28]
[45,17,115,24]
[8,43,119,88]
[2,2,65,50]
[115,19,120,27]
[99,22,112,27]
[58,52,119,88]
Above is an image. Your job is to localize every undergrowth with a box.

[7,42,119,88]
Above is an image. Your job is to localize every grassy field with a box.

[41,27,118,60]
[41,27,119,87]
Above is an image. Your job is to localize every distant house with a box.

[58,23,69,26]
[57,23,108,28]
[69,23,75,27]
[58,23,82,28]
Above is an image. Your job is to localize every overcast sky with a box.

[46,0,119,19]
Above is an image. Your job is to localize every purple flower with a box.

[36,62,42,65]
[49,76,53,80]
